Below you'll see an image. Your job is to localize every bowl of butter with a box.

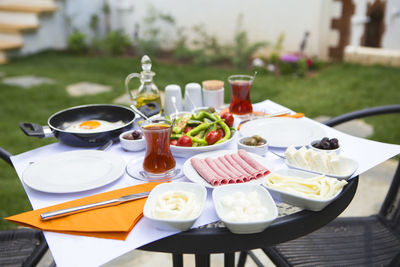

[143,182,207,231]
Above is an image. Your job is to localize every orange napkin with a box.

[5,182,163,240]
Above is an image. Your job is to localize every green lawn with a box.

[0,51,399,229]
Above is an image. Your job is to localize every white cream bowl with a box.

[143,182,207,231]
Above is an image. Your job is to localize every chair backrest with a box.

[324,104,400,234]
[379,162,400,234]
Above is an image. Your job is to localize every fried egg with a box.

[64,120,125,133]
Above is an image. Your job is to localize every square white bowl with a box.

[264,168,344,211]
[143,182,207,231]
[212,184,278,234]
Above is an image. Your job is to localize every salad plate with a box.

[239,117,325,148]
[171,130,238,158]
[183,150,271,189]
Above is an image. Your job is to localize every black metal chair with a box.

[0,147,52,267]
[262,104,400,267]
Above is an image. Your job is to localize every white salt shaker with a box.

[164,84,183,116]
[184,83,203,111]
[202,80,224,109]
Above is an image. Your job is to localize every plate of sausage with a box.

[182,149,272,188]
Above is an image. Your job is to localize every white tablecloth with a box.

[10,100,400,267]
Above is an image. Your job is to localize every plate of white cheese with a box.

[284,145,358,180]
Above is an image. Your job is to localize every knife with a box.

[40,191,151,221]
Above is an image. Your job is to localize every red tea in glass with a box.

[228,75,254,115]
[140,119,176,175]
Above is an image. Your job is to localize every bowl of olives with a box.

[238,135,268,156]
[119,130,145,152]
[309,137,341,154]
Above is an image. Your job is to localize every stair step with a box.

[0,40,23,50]
[0,22,39,32]
[0,4,58,14]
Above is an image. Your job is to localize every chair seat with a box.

[264,216,400,267]
[0,228,48,267]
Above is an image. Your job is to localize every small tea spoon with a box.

[130,105,150,120]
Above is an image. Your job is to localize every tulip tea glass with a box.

[228,75,254,116]
[126,118,180,181]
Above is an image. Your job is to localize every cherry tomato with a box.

[170,139,178,146]
[217,128,225,138]
[206,131,221,145]
[221,112,234,127]
[183,126,193,134]
[177,136,192,147]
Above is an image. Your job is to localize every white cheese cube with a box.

[285,145,298,165]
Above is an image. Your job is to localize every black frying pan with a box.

[19,104,136,147]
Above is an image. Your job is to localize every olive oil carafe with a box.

[125,55,162,111]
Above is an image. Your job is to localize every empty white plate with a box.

[22,150,125,193]
[239,117,325,148]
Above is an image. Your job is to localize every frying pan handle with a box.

[19,123,54,138]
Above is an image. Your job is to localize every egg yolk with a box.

[79,120,101,130]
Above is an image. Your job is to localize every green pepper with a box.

[192,111,217,121]
[213,112,231,144]
[186,119,222,137]
[170,133,208,145]
[172,114,191,134]
[192,129,206,147]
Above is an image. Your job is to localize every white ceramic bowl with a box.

[212,184,278,234]
[119,130,145,152]
[237,136,268,156]
[309,139,341,154]
[170,130,238,158]
[264,168,344,211]
[143,182,207,231]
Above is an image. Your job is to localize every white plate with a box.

[239,117,325,148]
[171,130,238,158]
[183,150,271,189]
[22,150,125,193]
[263,168,344,211]
[285,156,358,180]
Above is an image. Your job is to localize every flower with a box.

[306,58,313,67]
[280,54,299,63]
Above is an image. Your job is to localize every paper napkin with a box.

[5,182,163,240]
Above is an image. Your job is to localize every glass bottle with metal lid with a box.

[125,55,161,110]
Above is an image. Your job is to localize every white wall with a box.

[109,0,333,58]
[350,0,400,50]
[382,0,400,49]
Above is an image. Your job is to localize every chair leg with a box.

[172,253,183,267]
[224,252,235,267]
[237,251,248,267]
[247,250,264,267]
[195,254,210,267]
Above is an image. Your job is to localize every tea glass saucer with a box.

[126,157,184,182]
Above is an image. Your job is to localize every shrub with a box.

[67,30,87,54]
[103,31,131,55]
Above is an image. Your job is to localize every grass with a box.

[0,51,399,230]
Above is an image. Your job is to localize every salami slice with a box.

[205,157,235,184]
[190,158,222,186]
[231,153,262,178]
[218,156,247,182]
[238,149,271,176]
[224,154,254,181]
[214,158,244,183]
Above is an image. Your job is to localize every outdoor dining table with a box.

[8,100,400,267]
